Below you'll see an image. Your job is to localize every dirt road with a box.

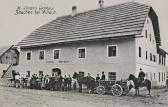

[0,86,168,107]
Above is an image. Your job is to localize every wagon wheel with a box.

[96,86,105,95]
[111,84,123,96]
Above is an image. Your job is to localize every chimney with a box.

[98,0,104,8]
[72,5,77,16]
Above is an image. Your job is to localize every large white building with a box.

[13,2,167,86]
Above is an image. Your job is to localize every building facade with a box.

[0,45,19,78]
[15,2,167,86]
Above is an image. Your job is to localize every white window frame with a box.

[107,45,118,58]
[77,47,86,59]
[39,50,45,60]
[108,72,116,81]
[53,49,60,60]
[26,51,32,60]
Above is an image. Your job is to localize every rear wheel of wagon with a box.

[111,84,123,96]
[96,86,105,95]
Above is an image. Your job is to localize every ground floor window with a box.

[150,73,152,81]
[154,73,155,80]
[26,71,30,78]
[108,72,116,81]
[79,71,84,77]
[39,71,44,77]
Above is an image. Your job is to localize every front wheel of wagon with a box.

[96,86,105,95]
[111,84,123,96]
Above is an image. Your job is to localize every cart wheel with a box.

[89,89,92,94]
[96,86,105,95]
[111,84,123,96]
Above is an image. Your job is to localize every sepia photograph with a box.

[0,0,168,107]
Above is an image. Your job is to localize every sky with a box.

[0,0,168,52]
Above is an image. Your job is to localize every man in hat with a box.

[138,68,145,86]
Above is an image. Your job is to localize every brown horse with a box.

[127,74,151,96]
[72,72,97,93]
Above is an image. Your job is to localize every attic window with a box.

[145,30,147,38]
[147,19,149,24]
[149,34,152,41]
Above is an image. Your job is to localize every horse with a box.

[127,74,151,96]
[72,72,97,93]
[41,75,63,91]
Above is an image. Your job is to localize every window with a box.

[79,72,84,77]
[146,51,148,60]
[153,55,156,62]
[159,55,161,64]
[26,71,30,78]
[159,72,160,82]
[150,73,152,81]
[147,19,149,24]
[26,52,31,60]
[39,71,44,77]
[150,53,152,61]
[108,45,117,57]
[162,56,164,65]
[154,73,155,80]
[163,57,166,65]
[145,30,147,38]
[149,34,151,41]
[139,47,141,57]
[108,72,116,81]
[53,49,60,59]
[78,48,86,58]
[162,72,164,82]
[39,51,45,60]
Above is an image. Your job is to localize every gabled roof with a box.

[16,2,161,48]
[0,45,14,57]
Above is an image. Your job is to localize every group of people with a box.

[12,72,77,91]
[95,72,106,81]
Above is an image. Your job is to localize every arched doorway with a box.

[52,68,61,77]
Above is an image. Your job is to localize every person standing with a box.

[64,75,68,91]
[101,72,105,80]
[96,74,100,81]
[67,75,72,90]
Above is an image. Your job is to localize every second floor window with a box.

[79,71,85,77]
[139,47,141,57]
[53,50,60,59]
[146,51,148,60]
[39,51,44,60]
[26,52,31,60]
[78,48,86,58]
[108,45,117,57]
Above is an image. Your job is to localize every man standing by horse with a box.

[138,68,145,87]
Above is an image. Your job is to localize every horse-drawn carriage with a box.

[95,80,129,96]
[72,72,129,96]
